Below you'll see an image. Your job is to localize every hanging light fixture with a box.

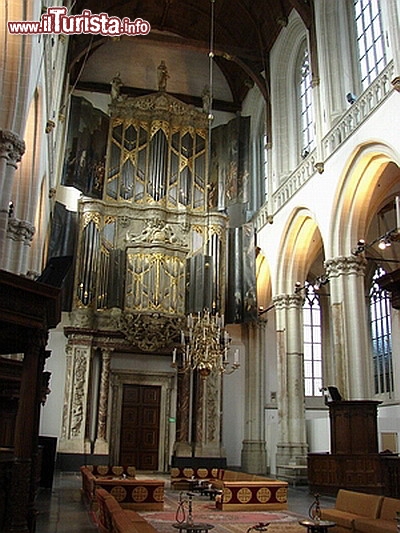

[171,0,240,379]
[172,309,240,378]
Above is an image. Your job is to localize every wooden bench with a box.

[95,487,157,533]
[210,469,288,511]
[81,465,164,511]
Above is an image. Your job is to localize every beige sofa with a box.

[354,496,400,533]
[321,489,400,533]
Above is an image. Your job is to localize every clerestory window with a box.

[299,46,315,159]
[303,282,323,397]
[354,0,387,90]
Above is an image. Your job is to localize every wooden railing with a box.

[380,455,400,498]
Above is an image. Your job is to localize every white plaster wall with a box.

[40,313,70,440]
[222,348,245,467]
[265,410,279,474]
[111,352,173,374]
[378,404,400,452]
[306,412,330,453]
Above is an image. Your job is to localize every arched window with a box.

[251,112,268,212]
[303,282,323,397]
[354,0,387,90]
[298,46,315,158]
[262,128,268,203]
[369,267,394,397]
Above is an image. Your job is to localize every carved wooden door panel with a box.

[119,384,161,470]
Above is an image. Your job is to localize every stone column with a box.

[5,218,35,274]
[241,322,267,474]
[274,294,308,470]
[193,370,225,458]
[58,336,93,454]
[95,347,112,454]
[174,369,193,457]
[0,130,26,269]
[325,255,370,399]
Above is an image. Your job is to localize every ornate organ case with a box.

[72,91,228,353]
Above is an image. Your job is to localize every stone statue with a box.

[110,72,123,101]
[157,60,169,91]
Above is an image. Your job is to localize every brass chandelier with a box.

[172,309,240,378]
[171,0,240,379]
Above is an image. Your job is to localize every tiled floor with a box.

[34,471,336,532]
[35,472,97,533]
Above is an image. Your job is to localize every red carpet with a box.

[138,493,305,532]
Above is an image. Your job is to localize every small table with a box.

[299,519,336,533]
[172,523,214,533]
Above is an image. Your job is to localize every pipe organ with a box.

[60,90,244,464]
[72,91,228,352]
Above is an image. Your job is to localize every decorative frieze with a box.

[97,348,112,441]
[70,348,89,438]
[109,92,208,130]
[115,310,185,352]
[61,342,91,444]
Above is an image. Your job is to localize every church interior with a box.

[1,0,400,531]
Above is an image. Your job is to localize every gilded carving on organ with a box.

[126,219,186,246]
[117,311,185,352]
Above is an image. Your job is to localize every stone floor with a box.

[34,471,336,532]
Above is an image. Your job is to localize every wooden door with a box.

[119,384,161,470]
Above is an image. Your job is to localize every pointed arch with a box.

[270,10,308,180]
[275,206,324,295]
[330,141,400,258]
[256,249,272,313]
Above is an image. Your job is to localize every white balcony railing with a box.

[256,61,395,231]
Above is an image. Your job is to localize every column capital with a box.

[0,129,26,168]
[99,344,115,359]
[100,348,113,360]
[7,218,35,243]
[325,255,367,278]
[273,292,304,310]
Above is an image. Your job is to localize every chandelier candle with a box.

[172,309,240,378]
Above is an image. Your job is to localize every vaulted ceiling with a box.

[68,0,313,111]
